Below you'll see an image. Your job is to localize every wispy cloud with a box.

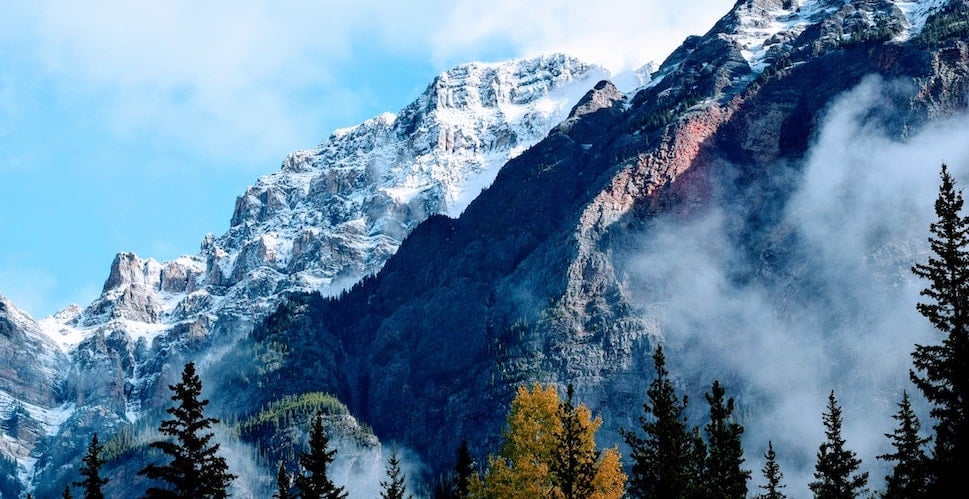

[623,76,969,496]
[4,0,733,171]
[434,0,731,71]
[16,1,367,166]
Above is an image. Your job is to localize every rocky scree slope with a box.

[243,0,969,482]
[1,54,623,496]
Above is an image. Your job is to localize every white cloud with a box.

[433,0,732,71]
[22,1,364,165]
[4,0,733,171]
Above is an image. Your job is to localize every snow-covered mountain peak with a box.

[49,303,83,323]
[34,53,617,383]
[681,0,951,87]
[2,0,969,493]
[1,293,39,330]
[214,53,612,297]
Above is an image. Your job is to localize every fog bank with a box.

[625,75,969,496]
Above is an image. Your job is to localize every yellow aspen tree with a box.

[591,446,627,499]
[472,382,626,498]
[476,382,561,498]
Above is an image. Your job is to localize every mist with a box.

[214,427,425,498]
[177,344,430,498]
[623,75,969,497]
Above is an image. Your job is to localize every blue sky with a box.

[0,0,731,318]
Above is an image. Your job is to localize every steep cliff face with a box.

[49,54,613,378]
[0,297,70,497]
[244,0,969,486]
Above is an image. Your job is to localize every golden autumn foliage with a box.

[591,447,626,499]
[470,382,626,498]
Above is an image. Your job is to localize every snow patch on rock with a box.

[892,0,952,40]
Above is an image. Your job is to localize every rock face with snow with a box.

[0,296,70,496]
[218,54,612,293]
[50,55,611,348]
[0,297,66,408]
[55,54,612,340]
[2,54,627,496]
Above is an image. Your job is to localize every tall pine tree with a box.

[380,448,411,499]
[74,433,108,499]
[755,441,786,499]
[434,439,476,499]
[138,361,235,498]
[621,345,701,499]
[453,439,475,499]
[877,391,930,499]
[702,380,750,499]
[910,162,969,494]
[809,391,868,499]
[274,461,293,499]
[296,412,347,499]
[686,427,707,499]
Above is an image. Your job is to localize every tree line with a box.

[50,162,969,497]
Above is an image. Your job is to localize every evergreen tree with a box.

[910,162,969,494]
[454,439,475,499]
[877,391,930,499]
[686,427,707,499]
[809,391,868,499]
[138,361,236,498]
[74,433,109,499]
[62,485,73,499]
[621,345,701,499]
[274,461,293,499]
[755,441,786,499]
[433,473,455,499]
[380,448,411,499]
[703,380,750,499]
[551,384,598,499]
[435,439,477,499]
[296,412,347,499]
